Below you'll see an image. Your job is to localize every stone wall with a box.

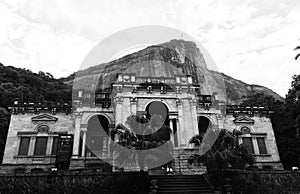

[0,171,149,194]
[217,170,300,193]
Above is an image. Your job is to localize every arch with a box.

[35,124,51,133]
[84,113,113,125]
[145,101,170,126]
[144,100,171,113]
[84,114,110,157]
[197,116,213,134]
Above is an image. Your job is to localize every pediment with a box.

[233,116,254,125]
[31,114,58,122]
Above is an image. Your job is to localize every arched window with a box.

[36,125,50,133]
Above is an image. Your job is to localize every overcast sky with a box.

[0,0,299,97]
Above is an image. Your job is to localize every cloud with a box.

[0,0,299,96]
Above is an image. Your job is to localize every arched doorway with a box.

[145,101,169,125]
[85,115,110,157]
[198,116,212,135]
[145,101,171,142]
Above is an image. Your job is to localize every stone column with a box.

[190,99,198,136]
[115,97,123,124]
[72,112,82,159]
[169,118,174,145]
[175,119,180,147]
[130,97,137,115]
[176,99,186,147]
[81,129,87,157]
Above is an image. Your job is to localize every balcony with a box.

[95,92,112,108]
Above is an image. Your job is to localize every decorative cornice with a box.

[31,114,58,122]
[233,116,254,125]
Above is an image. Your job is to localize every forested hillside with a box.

[0,63,71,107]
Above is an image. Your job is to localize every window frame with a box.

[33,137,48,156]
[256,137,268,155]
[51,136,59,155]
[242,137,255,154]
[18,136,31,156]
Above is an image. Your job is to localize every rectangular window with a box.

[18,137,30,156]
[51,137,59,155]
[34,137,48,156]
[257,137,268,154]
[242,137,254,154]
[78,90,83,98]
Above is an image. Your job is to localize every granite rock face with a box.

[73,39,283,104]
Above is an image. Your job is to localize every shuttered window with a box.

[242,137,254,154]
[18,137,30,156]
[34,137,48,156]
[257,137,268,154]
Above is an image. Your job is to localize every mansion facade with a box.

[1,70,283,174]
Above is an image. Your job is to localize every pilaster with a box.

[72,112,82,159]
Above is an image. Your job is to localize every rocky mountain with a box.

[74,39,283,104]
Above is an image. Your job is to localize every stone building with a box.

[1,41,283,173]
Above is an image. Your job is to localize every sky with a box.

[0,0,299,97]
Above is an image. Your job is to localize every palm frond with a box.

[295,53,300,60]
[294,46,300,50]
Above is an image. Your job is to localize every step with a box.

[158,190,214,194]
[158,187,212,191]
[150,175,214,194]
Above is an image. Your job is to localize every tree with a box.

[286,74,300,167]
[188,129,253,191]
[112,114,173,171]
[188,129,253,171]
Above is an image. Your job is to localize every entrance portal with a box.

[198,116,212,135]
[85,115,109,158]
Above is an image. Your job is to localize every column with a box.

[176,99,186,147]
[115,97,123,124]
[190,99,198,136]
[174,119,179,148]
[81,129,87,157]
[72,112,82,159]
[130,97,137,115]
[169,118,174,145]
[107,128,112,158]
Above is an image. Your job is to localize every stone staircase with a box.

[150,174,214,194]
